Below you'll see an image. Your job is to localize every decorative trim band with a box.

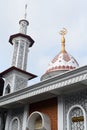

[0,72,87,106]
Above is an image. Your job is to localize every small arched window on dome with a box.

[5,84,11,94]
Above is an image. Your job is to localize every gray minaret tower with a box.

[1,6,37,95]
[10,19,33,70]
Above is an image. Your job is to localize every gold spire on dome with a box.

[59,28,67,52]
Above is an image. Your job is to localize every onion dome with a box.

[41,28,79,81]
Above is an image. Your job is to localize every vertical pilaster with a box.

[22,41,29,70]
[5,110,12,130]
[58,96,64,130]
[22,105,29,130]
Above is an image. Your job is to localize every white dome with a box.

[41,51,79,81]
[41,29,79,81]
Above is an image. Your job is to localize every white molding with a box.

[22,40,29,70]
[22,40,26,70]
[16,40,21,67]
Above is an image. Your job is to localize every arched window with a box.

[5,84,10,94]
[9,117,20,130]
[27,111,51,130]
[67,105,87,130]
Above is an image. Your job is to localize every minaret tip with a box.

[19,4,29,34]
[59,28,67,52]
[24,4,27,19]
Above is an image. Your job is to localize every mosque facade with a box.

[0,11,87,130]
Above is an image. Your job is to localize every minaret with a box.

[9,5,34,70]
[1,5,37,95]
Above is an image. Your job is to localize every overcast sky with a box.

[0,0,87,85]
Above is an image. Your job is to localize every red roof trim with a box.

[45,66,76,74]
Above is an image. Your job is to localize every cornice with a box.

[0,65,87,107]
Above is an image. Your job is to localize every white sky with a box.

[0,0,87,85]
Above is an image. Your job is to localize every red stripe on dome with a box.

[45,65,76,74]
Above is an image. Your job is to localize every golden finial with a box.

[24,4,27,19]
[59,28,67,52]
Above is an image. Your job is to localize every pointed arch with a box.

[5,84,11,94]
